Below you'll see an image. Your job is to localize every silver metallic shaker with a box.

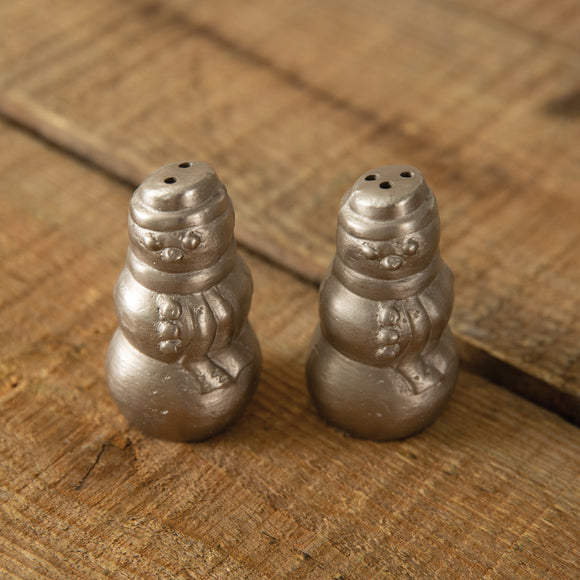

[306,166,458,440]
[106,162,262,441]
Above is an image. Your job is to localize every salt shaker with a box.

[106,162,261,441]
[306,165,458,440]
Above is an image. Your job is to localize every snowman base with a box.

[106,324,261,442]
[306,326,458,440]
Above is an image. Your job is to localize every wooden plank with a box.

[443,0,580,51]
[0,1,579,423]
[0,120,579,579]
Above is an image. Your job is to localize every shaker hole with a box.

[178,162,191,168]
[379,181,392,189]
[400,171,413,178]
[164,177,177,184]
[365,174,378,181]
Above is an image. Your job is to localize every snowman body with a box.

[106,162,261,441]
[306,166,457,440]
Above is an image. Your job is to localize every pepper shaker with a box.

[306,165,458,440]
[106,162,262,441]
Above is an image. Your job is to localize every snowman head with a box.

[128,162,234,273]
[337,166,441,280]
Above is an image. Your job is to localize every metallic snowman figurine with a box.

[106,162,261,441]
[306,166,458,440]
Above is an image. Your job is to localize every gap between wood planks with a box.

[0,89,577,427]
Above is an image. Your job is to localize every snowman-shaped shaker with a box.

[306,166,458,440]
[106,162,261,441]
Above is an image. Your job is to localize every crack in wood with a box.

[74,443,110,490]
[74,440,132,490]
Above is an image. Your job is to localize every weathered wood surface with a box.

[0,120,579,579]
[448,0,580,50]
[1,0,579,421]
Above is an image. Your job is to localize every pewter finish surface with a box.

[106,162,261,441]
[306,165,458,440]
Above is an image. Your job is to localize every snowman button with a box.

[376,344,400,358]
[159,322,181,340]
[159,298,182,320]
[159,339,183,354]
[380,328,400,345]
[381,307,400,326]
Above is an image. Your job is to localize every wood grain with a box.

[0,120,579,579]
[444,0,580,51]
[1,0,579,420]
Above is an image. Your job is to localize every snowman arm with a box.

[211,258,254,339]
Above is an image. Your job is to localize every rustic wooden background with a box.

[0,1,579,578]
